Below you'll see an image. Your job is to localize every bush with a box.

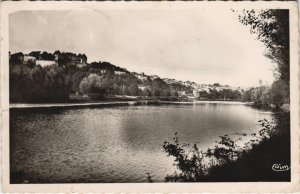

[163,113,290,182]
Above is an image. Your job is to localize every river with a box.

[10,102,273,183]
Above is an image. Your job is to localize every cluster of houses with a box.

[9,51,87,68]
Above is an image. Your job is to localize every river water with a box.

[10,103,273,183]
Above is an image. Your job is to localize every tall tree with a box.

[238,9,289,85]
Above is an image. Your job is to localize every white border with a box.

[1,1,299,193]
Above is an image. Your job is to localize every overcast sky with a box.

[9,9,275,87]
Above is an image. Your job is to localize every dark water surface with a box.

[10,103,272,183]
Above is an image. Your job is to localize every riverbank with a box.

[162,111,290,182]
[9,100,252,109]
[202,112,290,181]
[203,128,290,181]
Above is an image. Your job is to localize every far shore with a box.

[9,99,253,109]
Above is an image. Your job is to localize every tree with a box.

[153,88,161,97]
[170,89,178,97]
[79,73,103,94]
[129,85,139,96]
[238,10,289,85]
[238,10,290,106]
[143,88,152,97]
[271,80,289,107]
[41,52,55,60]
[9,52,24,65]
[29,51,41,59]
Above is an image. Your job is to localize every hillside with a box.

[9,51,243,103]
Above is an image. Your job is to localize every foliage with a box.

[202,88,241,100]
[163,134,207,182]
[238,9,289,85]
[238,9,289,107]
[29,51,55,60]
[9,51,248,103]
[162,115,287,182]
[79,74,103,94]
[271,80,289,106]
[241,80,289,107]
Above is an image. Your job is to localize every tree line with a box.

[241,81,289,108]
[238,9,290,108]
[9,59,189,102]
[10,57,246,103]
[9,56,287,106]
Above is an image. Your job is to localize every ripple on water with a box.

[10,104,273,183]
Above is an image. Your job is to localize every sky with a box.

[9,9,275,87]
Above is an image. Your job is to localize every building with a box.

[23,55,36,63]
[77,63,87,68]
[100,69,107,74]
[54,50,87,67]
[36,60,57,67]
[150,75,159,80]
[178,91,186,96]
[138,85,147,91]
[114,71,126,75]
[134,73,148,81]
[193,90,200,98]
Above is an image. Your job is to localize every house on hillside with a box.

[23,55,36,63]
[186,93,197,99]
[36,60,57,67]
[77,63,87,68]
[193,90,200,98]
[100,69,107,74]
[138,85,147,91]
[114,71,126,75]
[150,75,159,80]
[178,91,186,96]
[26,51,57,67]
[135,73,148,81]
[54,50,87,68]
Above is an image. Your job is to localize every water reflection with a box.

[10,104,272,183]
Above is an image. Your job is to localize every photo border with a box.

[1,1,299,192]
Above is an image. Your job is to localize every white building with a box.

[138,85,147,91]
[36,60,57,67]
[115,71,126,75]
[193,90,200,97]
[178,91,186,96]
[23,55,36,63]
[77,63,87,68]
[135,74,148,81]
[100,69,107,74]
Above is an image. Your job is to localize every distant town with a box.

[9,51,271,104]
